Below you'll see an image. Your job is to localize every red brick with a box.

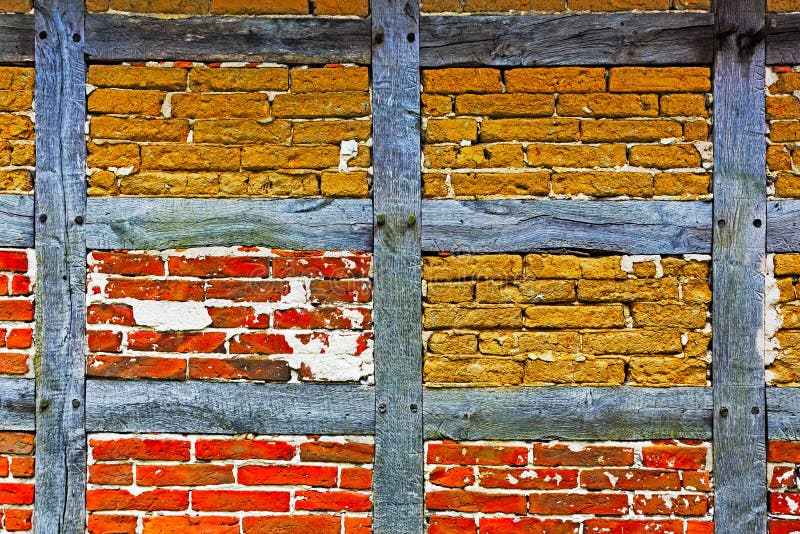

[479,467,578,490]
[771,465,797,489]
[584,519,685,534]
[272,256,371,278]
[0,251,27,272]
[127,330,226,353]
[633,493,708,515]
[207,306,268,328]
[5,328,31,349]
[687,521,714,534]
[0,299,33,321]
[10,275,30,295]
[238,464,337,487]
[242,515,340,534]
[642,445,707,469]
[10,456,33,477]
[310,280,372,303]
[104,279,204,301]
[192,489,291,511]
[771,520,800,534]
[295,489,372,512]
[87,329,123,352]
[3,509,32,532]
[196,438,296,460]
[136,464,234,486]
[428,442,528,466]
[229,332,293,354]
[0,353,28,374]
[772,492,800,515]
[426,490,527,514]
[142,516,239,534]
[88,463,134,485]
[429,466,476,488]
[0,275,7,295]
[0,456,7,476]
[429,516,477,534]
[88,514,138,534]
[528,492,628,515]
[274,307,371,329]
[167,255,270,278]
[0,433,33,454]
[90,437,189,461]
[86,354,187,379]
[480,517,580,534]
[533,444,634,467]
[580,468,681,490]
[300,440,374,463]
[340,467,373,489]
[87,303,135,326]
[90,251,165,276]
[0,482,34,504]
[344,517,372,534]
[206,279,291,302]
[770,441,800,463]
[188,357,291,381]
[683,470,712,491]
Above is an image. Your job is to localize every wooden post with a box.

[371,0,423,532]
[33,0,87,531]
[712,0,768,531]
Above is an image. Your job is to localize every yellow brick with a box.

[769,0,800,11]
[673,0,709,7]
[775,171,800,197]
[320,171,369,197]
[576,279,679,302]
[781,305,800,329]
[424,254,523,281]
[523,358,626,386]
[463,0,563,10]
[422,0,463,10]
[682,279,712,303]
[776,331,800,348]
[505,68,606,93]
[582,329,682,354]
[241,145,339,170]
[426,118,479,143]
[426,282,475,303]
[580,119,682,143]
[653,172,709,196]
[87,65,187,90]
[349,145,370,168]
[272,92,370,118]
[119,171,220,196]
[631,302,707,328]
[0,169,32,192]
[628,144,702,169]
[768,96,800,120]
[569,0,669,9]
[422,68,503,94]
[450,171,550,196]
[770,72,800,94]
[88,170,118,195]
[192,119,291,144]
[557,93,659,118]
[580,257,627,280]
[88,89,165,115]
[683,120,709,141]
[219,172,248,196]
[660,258,709,277]
[609,67,711,93]
[628,357,707,386]
[778,277,796,302]
[526,143,627,168]
[424,144,525,169]
[0,67,34,91]
[312,0,369,15]
[246,172,319,196]
[293,120,371,143]
[87,142,140,169]
[424,357,524,385]
[0,142,9,166]
[0,115,33,140]
[552,171,653,197]
[210,0,308,13]
[422,94,453,116]
[290,67,369,93]
[475,280,575,303]
[478,331,580,355]
[171,93,269,119]
[768,145,793,171]
[523,304,625,328]
[90,117,189,142]
[684,332,711,358]
[480,118,580,142]
[141,145,240,171]
[660,94,709,117]
[454,94,555,117]
[428,332,478,354]
[632,261,657,278]
[423,173,449,197]
[775,254,800,276]
[768,354,800,385]
[189,67,288,92]
[771,122,800,143]
[424,306,524,329]
[0,91,32,112]
[525,254,583,279]
[10,143,33,166]
[109,0,207,13]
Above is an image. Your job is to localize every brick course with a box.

[86,0,369,16]
[86,247,373,383]
[87,63,371,198]
[421,0,709,13]
[768,66,800,197]
[0,250,34,378]
[423,253,711,386]
[0,67,34,194]
[769,441,800,532]
[769,0,800,12]
[767,254,800,385]
[0,432,34,534]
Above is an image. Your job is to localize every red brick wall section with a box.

[769,441,800,532]
[86,247,373,382]
[0,433,34,533]
[426,440,713,534]
[0,250,34,378]
[86,434,373,534]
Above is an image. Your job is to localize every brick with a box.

[311,280,372,303]
[426,118,479,143]
[210,0,308,13]
[661,93,709,117]
[527,143,627,168]
[87,329,123,352]
[425,143,525,168]
[0,170,33,192]
[229,333,293,354]
[629,144,702,169]
[4,328,30,350]
[424,357,524,384]
[628,356,707,386]
[428,442,527,466]
[87,142,140,169]
[771,72,800,94]
[769,441,800,462]
[524,358,626,385]
[423,94,453,116]
[242,515,340,534]
[340,467,373,489]
[570,0,669,9]
[272,92,370,118]
[524,304,625,328]
[0,250,27,271]
[90,437,190,461]
[88,88,165,115]
[424,254,523,281]
[552,171,653,197]
[171,93,269,119]
[244,171,319,196]
[631,302,708,328]
[90,251,164,276]
[580,468,681,490]
[769,96,800,121]
[300,441,374,463]
[424,306,523,329]
[189,66,288,92]
[87,304,135,325]
[206,279,290,301]
[293,119,371,143]
[581,119,682,143]
[127,331,226,353]
[557,93,659,117]
[475,279,575,303]
[428,332,478,354]
[478,331,580,355]
[167,255,270,278]
[683,471,713,491]
[109,0,207,13]
[88,464,134,485]
[529,492,628,515]
[642,445,707,469]
[505,68,606,93]
[772,493,800,515]
[426,282,475,304]
[90,116,189,142]
[450,171,551,196]
[136,464,233,486]
[142,516,239,534]
[0,353,28,374]
[582,329,682,354]
[141,145,240,171]
[429,516,477,534]
[0,433,33,454]
[291,67,369,93]
[320,171,370,197]
[88,514,138,534]
[654,172,710,196]
[241,145,339,170]
[609,67,711,93]
[207,306,267,328]
[423,69,503,94]
[577,278,679,302]
[0,299,33,321]
[478,467,578,489]
[295,490,372,512]
[87,489,190,511]
[88,65,187,90]
[455,93,555,117]
[192,490,291,511]
[533,444,634,466]
[634,493,708,516]
[196,438,295,460]
[480,118,580,142]
[772,121,800,143]
[274,307,371,330]
[0,115,32,139]
[429,466,476,488]
[9,456,33,477]
[584,519,685,534]
[426,490,527,514]
[772,520,800,534]
[0,67,34,90]
[0,91,32,112]
[188,357,290,381]
[480,518,579,534]
[239,465,337,487]
[312,0,369,15]
[273,255,371,278]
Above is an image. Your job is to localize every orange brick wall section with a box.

[423,253,711,387]
[421,0,709,14]
[425,439,713,534]
[770,441,800,533]
[87,63,371,198]
[422,67,712,200]
[0,432,34,533]
[86,434,372,534]
[0,2,31,13]
[85,0,369,16]
[0,250,34,378]
[768,66,800,197]
[769,0,800,12]
[0,68,34,194]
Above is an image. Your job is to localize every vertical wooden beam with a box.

[33,0,87,531]
[371,0,423,531]
[712,0,768,531]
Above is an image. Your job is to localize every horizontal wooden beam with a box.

[0,378,35,431]
[766,14,800,65]
[767,201,800,252]
[420,13,714,67]
[84,14,371,63]
[0,14,33,63]
[424,386,713,441]
[0,194,34,248]
[768,388,800,441]
[86,380,375,435]
[85,197,372,250]
[421,200,711,254]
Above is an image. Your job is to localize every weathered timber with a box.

[768,201,800,252]
[424,387,713,441]
[768,388,800,441]
[766,14,800,65]
[86,381,375,435]
[421,200,711,254]
[85,197,373,250]
[372,0,424,531]
[0,194,33,248]
[34,0,87,532]
[0,14,34,62]
[420,13,714,67]
[84,14,371,63]
[712,0,768,531]
[0,378,35,431]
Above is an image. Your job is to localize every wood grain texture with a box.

[84,14,371,63]
[0,194,33,248]
[766,14,800,65]
[33,0,87,532]
[767,388,800,441]
[85,197,373,250]
[768,201,800,252]
[424,387,713,441]
[372,1,424,532]
[0,14,34,62]
[420,13,714,67]
[0,378,34,432]
[85,381,375,435]
[421,200,711,254]
[713,0,768,531]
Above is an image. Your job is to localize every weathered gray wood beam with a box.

[85,197,372,251]
[0,194,33,248]
[84,14,371,63]
[34,0,88,532]
[421,200,711,254]
[420,13,714,67]
[86,380,375,435]
[768,388,800,441]
[371,0,423,531]
[766,14,800,65]
[0,378,35,431]
[424,387,713,441]
[712,0,768,531]
[767,200,800,252]
[0,14,34,62]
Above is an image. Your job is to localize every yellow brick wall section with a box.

[0,0,31,12]
[86,0,369,16]
[421,0,708,14]
[767,254,800,385]
[87,63,371,198]
[768,66,800,198]
[423,253,712,387]
[768,0,800,12]
[422,67,712,200]
[0,67,34,194]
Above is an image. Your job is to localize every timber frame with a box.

[0,0,798,532]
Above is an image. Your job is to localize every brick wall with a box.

[87,433,372,534]
[0,67,34,194]
[421,0,709,14]
[769,0,800,12]
[0,2,30,13]
[770,441,800,532]
[86,247,373,383]
[0,250,34,378]
[422,67,712,200]
[425,439,713,534]
[768,66,800,197]
[423,254,711,387]
[87,64,371,198]
[85,0,368,16]
[0,432,34,533]
[767,254,800,385]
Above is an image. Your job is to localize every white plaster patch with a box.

[131,300,212,331]
[339,139,359,171]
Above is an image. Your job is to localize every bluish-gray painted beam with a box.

[768,388,800,441]
[0,194,33,248]
[766,14,800,65]
[0,13,34,62]
[767,201,800,252]
[0,378,34,431]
